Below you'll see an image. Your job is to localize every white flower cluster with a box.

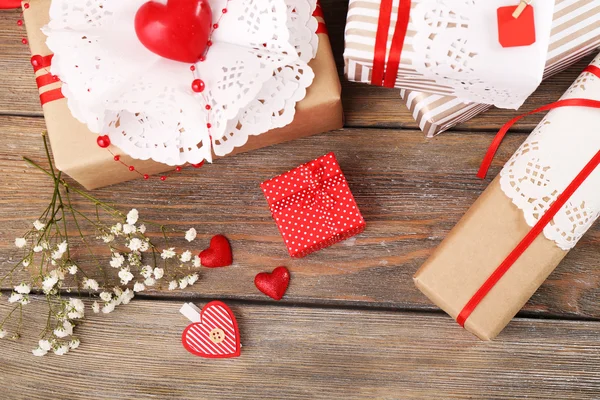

[93,286,135,315]
[7,208,202,356]
[31,298,84,356]
[168,273,200,291]
[8,283,32,305]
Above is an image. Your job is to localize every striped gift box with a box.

[400,0,600,137]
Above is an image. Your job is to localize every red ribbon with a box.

[478,64,600,179]
[371,0,411,88]
[0,0,21,9]
[31,55,54,73]
[30,55,65,106]
[304,164,336,211]
[36,73,60,89]
[270,164,342,217]
[313,2,328,35]
[39,88,65,106]
[457,65,600,327]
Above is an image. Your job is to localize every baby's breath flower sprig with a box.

[1,133,202,356]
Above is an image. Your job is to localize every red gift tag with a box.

[497,4,536,48]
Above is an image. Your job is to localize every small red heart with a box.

[182,301,240,358]
[134,0,212,63]
[254,267,290,301]
[200,235,233,268]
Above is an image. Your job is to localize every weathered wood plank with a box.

[1,116,599,319]
[0,297,598,400]
[0,5,593,133]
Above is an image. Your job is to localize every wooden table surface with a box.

[1,2,599,399]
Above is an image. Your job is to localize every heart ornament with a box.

[200,235,233,268]
[182,301,241,358]
[134,0,212,63]
[255,266,290,301]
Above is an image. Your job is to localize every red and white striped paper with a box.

[182,301,241,358]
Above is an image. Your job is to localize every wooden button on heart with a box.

[209,328,226,344]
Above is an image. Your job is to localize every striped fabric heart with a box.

[181,301,240,358]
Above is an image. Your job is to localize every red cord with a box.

[458,64,600,327]
[458,149,600,326]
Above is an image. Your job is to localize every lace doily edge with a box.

[498,171,573,252]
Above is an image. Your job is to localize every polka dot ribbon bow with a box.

[269,163,345,224]
[303,164,337,212]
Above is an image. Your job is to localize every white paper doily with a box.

[44,0,318,166]
[500,54,600,251]
[410,0,555,109]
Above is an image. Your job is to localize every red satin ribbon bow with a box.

[371,0,411,88]
[457,64,600,328]
[269,164,344,233]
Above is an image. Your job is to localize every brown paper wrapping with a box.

[23,0,343,189]
[414,177,568,340]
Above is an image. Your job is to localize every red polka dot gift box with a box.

[261,153,366,258]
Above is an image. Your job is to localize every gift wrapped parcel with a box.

[414,54,600,340]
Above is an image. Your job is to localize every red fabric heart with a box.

[254,267,290,301]
[200,235,233,268]
[134,0,212,63]
[182,301,240,358]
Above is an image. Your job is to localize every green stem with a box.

[0,305,20,330]
[64,190,107,284]
[22,155,122,218]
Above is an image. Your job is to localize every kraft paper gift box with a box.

[413,54,600,340]
[400,0,600,137]
[23,0,343,190]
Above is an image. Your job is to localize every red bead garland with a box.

[96,135,111,148]
[95,0,231,183]
[191,79,205,93]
